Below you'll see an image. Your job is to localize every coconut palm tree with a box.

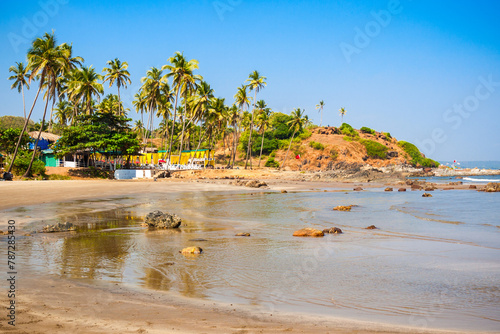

[256,105,272,167]
[53,100,73,126]
[281,108,306,168]
[8,62,30,121]
[316,100,325,127]
[65,66,104,115]
[244,70,266,169]
[339,107,346,124]
[103,58,131,115]
[162,52,201,164]
[18,32,82,177]
[133,92,147,142]
[227,104,241,167]
[140,67,166,151]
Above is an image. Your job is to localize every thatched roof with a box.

[28,131,61,142]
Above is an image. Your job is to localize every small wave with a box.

[463,177,500,182]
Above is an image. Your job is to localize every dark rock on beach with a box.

[235,232,251,237]
[365,225,377,229]
[422,193,433,197]
[323,227,343,234]
[398,188,406,192]
[353,187,363,191]
[144,210,181,229]
[469,185,477,189]
[384,187,393,191]
[42,222,76,233]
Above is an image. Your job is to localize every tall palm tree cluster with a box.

[7,31,310,176]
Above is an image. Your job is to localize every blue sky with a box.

[1,0,499,161]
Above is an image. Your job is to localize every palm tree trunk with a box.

[22,83,26,121]
[167,86,181,167]
[281,129,297,169]
[7,85,43,175]
[258,130,265,167]
[24,95,50,177]
[48,97,56,131]
[117,86,121,116]
[244,91,257,169]
[178,99,188,156]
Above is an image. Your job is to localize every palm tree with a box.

[162,52,201,165]
[227,104,241,167]
[133,92,147,142]
[8,62,30,120]
[256,105,271,167]
[281,108,306,169]
[103,58,131,115]
[339,107,346,124]
[244,71,267,169]
[140,67,167,151]
[65,66,104,115]
[12,32,82,177]
[53,100,73,126]
[316,100,325,127]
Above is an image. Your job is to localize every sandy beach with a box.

[0,178,496,334]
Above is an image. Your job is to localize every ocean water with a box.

[439,161,500,170]
[11,189,500,332]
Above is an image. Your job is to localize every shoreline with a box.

[0,179,498,333]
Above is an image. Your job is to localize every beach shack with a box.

[28,131,60,150]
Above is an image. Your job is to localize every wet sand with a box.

[0,179,490,334]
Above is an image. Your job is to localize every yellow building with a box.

[131,149,214,167]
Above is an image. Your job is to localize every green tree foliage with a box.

[360,126,375,135]
[270,112,293,139]
[54,112,141,159]
[360,139,388,159]
[398,141,440,167]
[264,156,280,168]
[8,151,45,176]
[0,116,35,131]
[0,128,31,155]
[340,123,359,138]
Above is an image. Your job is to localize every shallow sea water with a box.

[11,188,500,331]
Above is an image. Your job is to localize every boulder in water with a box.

[144,210,181,229]
[422,193,432,197]
[181,246,203,255]
[384,187,393,191]
[323,227,343,234]
[484,182,500,192]
[293,228,324,237]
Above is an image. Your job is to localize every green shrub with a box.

[398,141,440,167]
[298,129,312,140]
[360,127,375,135]
[270,151,276,158]
[383,132,392,139]
[309,141,325,150]
[330,147,338,160]
[343,136,354,142]
[7,151,46,177]
[360,139,388,159]
[340,123,359,138]
[264,157,280,168]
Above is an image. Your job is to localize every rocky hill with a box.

[258,125,437,172]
